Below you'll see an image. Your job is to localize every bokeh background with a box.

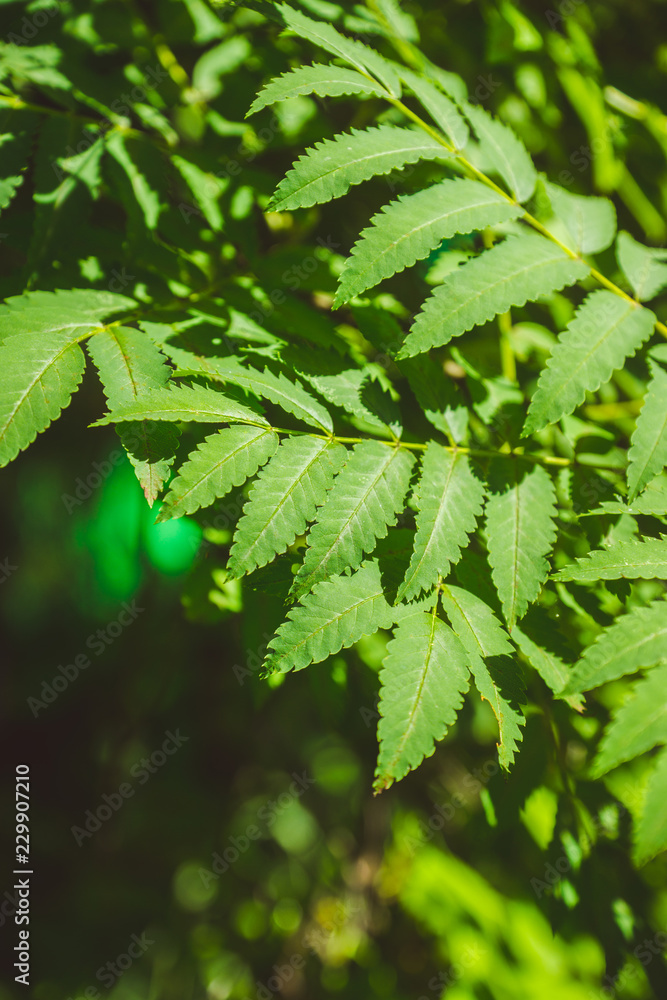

[1,0,667,997]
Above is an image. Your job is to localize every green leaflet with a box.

[400,234,587,358]
[485,461,557,629]
[278,4,401,97]
[333,178,523,306]
[524,291,656,435]
[0,288,136,338]
[397,444,485,603]
[399,67,469,149]
[264,560,397,673]
[542,180,616,255]
[268,125,450,211]
[440,584,524,769]
[0,288,135,467]
[554,538,667,583]
[398,356,468,444]
[228,436,347,577]
[627,360,667,501]
[616,230,667,302]
[247,64,387,116]
[635,746,667,866]
[463,101,537,202]
[591,474,667,517]
[563,599,667,694]
[157,426,278,521]
[375,609,470,789]
[197,357,334,433]
[0,333,86,468]
[86,327,180,505]
[593,663,667,776]
[92,384,268,428]
[292,439,415,597]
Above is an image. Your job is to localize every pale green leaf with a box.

[157,426,278,520]
[554,538,667,584]
[627,360,667,501]
[594,664,667,775]
[92,384,268,427]
[292,440,415,597]
[264,560,396,673]
[635,746,667,865]
[247,63,387,116]
[0,333,86,468]
[400,66,469,149]
[440,584,524,768]
[464,101,537,202]
[278,3,401,97]
[617,230,667,302]
[401,234,587,358]
[269,126,450,212]
[199,357,333,432]
[543,180,616,254]
[334,178,523,306]
[563,599,667,694]
[397,444,485,602]
[485,461,557,628]
[375,609,470,789]
[228,436,346,576]
[87,327,180,505]
[524,291,656,435]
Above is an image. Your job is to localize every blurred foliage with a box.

[1,0,667,998]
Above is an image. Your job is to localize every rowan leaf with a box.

[400,234,587,358]
[292,440,415,597]
[247,63,388,116]
[374,608,470,789]
[464,101,537,202]
[334,178,523,306]
[593,664,667,776]
[440,584,524,768]
[485,461,557,629]
[524,291,656,435]
[554,538,667,584]
[563,600,667,694]
[269,126,450,212]
[228,436,347,577]
[627,359,667,501]
[157,426,278,520]
[93,384,268,428]
[397,444,485,603]
[264,560,396,673]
